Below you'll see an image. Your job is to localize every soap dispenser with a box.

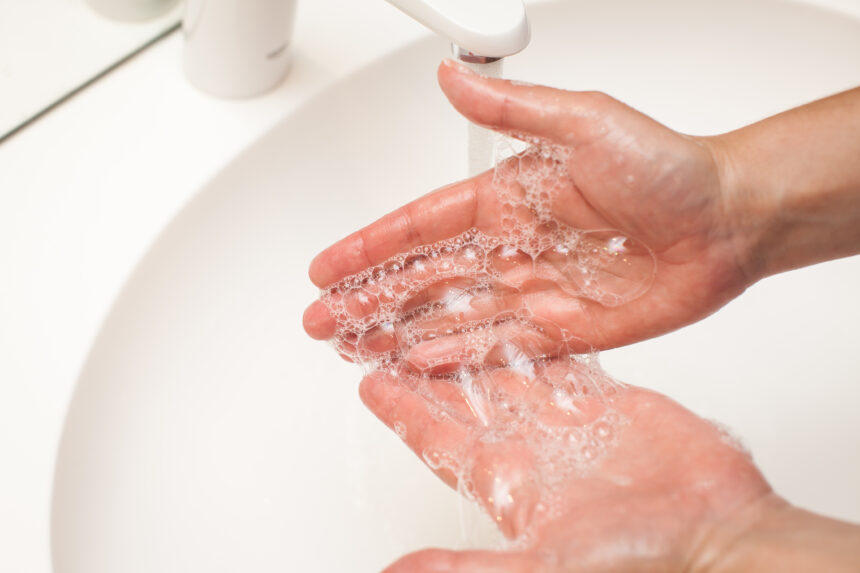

[87,0,179,21]
[183,0,299,99]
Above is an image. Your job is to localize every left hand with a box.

[359,362,773,573]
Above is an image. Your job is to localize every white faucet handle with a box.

[386,0,530,59]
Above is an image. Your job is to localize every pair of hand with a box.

[303,60,782,572]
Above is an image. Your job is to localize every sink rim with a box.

[51,0,860,570]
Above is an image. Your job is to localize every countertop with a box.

[1,0,858,571]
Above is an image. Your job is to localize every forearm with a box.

[710,87,860,282]
[698,494,860,573]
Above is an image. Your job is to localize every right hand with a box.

[304,60,754,364]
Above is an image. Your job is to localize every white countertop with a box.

[1,0,859,571]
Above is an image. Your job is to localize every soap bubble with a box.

[317,143,659,544]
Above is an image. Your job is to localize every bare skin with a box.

[305,62,860,363]
[360,366,860,573]
[305,61,749,354]
[304,61,860,571]
[360,365,772,573]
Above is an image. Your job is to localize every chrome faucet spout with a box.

[451,44,502,65]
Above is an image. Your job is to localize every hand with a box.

[304,60,753,358]
[359,360,773,573]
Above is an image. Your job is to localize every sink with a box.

[52,1,860,571]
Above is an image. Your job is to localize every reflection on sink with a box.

[52,1,860,571]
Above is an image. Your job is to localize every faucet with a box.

[385,0,531,175]
[385,0,531,64]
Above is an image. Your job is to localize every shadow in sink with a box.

[53,1,860,572]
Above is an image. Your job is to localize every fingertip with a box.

[308,251,331,288]
[437,59,501,129]
[438,60,607,147]
[384,548,533,573]
[302,300,336,340]
[357,374,376,408]
[437,58,477,84]
[383,548,456,573]
[309,232,373,288]
[358,371,396,411]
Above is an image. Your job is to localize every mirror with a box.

[0,0,183,142]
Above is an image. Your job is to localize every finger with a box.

[377,247,536,352]
[359,372,473,487]
[383,548,539,573]
[405,315,576,374]
[303,285,385,343]
[302,299,337,340]
[308,171,495,288]
[304,266,487,353]
[437,58,621,148]
[336,246,489,324]
[401,288,517,344]
[308,244,511,352]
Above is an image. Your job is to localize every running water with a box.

[464,59,505,176]
[318,142,658,545]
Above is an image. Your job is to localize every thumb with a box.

[382,548,539,573]
[437,59,621,148]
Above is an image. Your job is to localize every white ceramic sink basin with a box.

[52,1,860,571]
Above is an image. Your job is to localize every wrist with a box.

[698,133,775,286]
[687,492,787,573]
[702,88,860,282]
[690,493,860,573]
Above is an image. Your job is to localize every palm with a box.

[533,104,744,350]
[360,363,771,572]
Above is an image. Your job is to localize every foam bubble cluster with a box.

[319,144,657,543]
